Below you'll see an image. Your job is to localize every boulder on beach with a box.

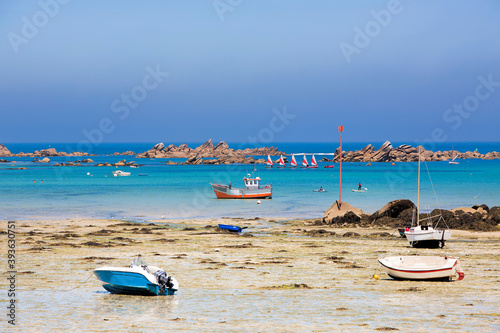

[370,199,415,221]
[323,200,365,224]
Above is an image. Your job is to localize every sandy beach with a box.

[5,217,500,332]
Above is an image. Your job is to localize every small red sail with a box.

[279,155,286,166]
[266,155,273,167]
[302,155,309,167]
[309,154,318,168]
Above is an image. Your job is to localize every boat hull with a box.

[405,226,451,248]
[378,256,464,281]
[218,224,243,232]
[211,183,272,199]
[94,267,177,296]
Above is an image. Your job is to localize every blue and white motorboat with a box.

[94,256,179,296]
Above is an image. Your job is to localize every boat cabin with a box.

[243,175,261,189]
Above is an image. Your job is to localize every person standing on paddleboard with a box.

[358,182,362,190]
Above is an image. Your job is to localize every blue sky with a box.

[1,0,499,144]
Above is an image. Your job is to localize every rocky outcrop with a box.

[318,200,499,231]
[33,157,51,163]
[322,200,365,224]
[427,205,499,231]
[12,148,93,157]
[330,141,500,162]
[483,152,500,160]
[183,155,261,165]
[0,144,11,156]
[135,140,283,162]
[55,159,140,167]
[111,151,136,156]
[93,159,139,167]
[370,199,415,220]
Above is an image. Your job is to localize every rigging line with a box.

[423,160,441,210]
[423,160,450,229]
[61,272,94,292]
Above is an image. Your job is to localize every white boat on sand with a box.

[378,255,464,281]
[405,148,451,248]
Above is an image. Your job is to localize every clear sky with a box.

[1,0,499,144]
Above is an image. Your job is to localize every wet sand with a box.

[5,217,500,332]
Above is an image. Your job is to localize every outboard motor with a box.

[154,270,174,294]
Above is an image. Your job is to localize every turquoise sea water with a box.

[1,142,499,221]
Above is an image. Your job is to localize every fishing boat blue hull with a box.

[218,224,242,232]
[94,268,176,296]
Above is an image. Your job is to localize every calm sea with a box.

[1,142,499,221]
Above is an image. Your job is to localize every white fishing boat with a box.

[308,154,318,168]
[301,155,309,168]
[277,155,286,168]
[405,148,451,248]
[112,170,131,177]
[211,173,272,199]
[266,155,273,168]
[378,255,464,281]
[94,256,179,295]
[290,154,297,168]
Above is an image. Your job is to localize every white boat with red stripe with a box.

[211,173,272,199]
[378,255,465,281]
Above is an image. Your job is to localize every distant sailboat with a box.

[290,154,297,168]
[449,145,460,165]
[266,155,273,168]
[449,155,460,165]
[301,155,309,168]
[308,154,318,168]
[278,155,286,168]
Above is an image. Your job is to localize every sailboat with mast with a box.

[301,155,309,168]
[449,145,460,165]
[266,155,273,168]
[308,154,318,168]
[290,154,297,168]
[277,155,286,168]
[405,147,451,248]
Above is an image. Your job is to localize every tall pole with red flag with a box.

[338,126,344,209]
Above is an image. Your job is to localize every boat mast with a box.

[464,141,467,171]
[417,146,421,226]
[338,126,344,209]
